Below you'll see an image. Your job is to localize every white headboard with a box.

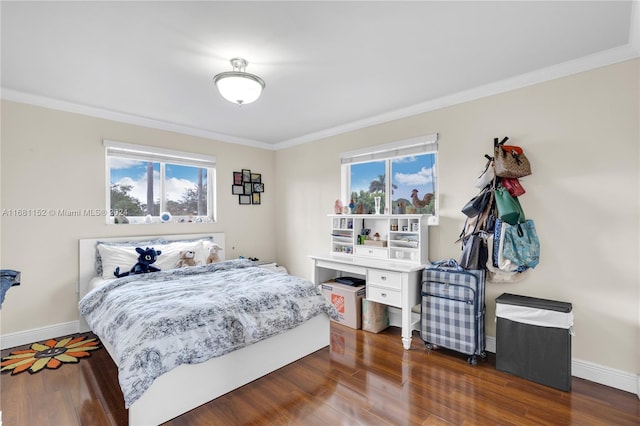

[78,232,225,332]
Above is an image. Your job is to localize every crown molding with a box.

[2,40,638,152]
[274,42,640,150]
[0,89,275,150]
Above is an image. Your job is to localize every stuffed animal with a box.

[114,247,162,278]
[206,243,223,264]
[176,250,197,268]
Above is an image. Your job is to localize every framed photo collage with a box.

[232,169,264,205]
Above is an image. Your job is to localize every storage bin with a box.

[495,293,573,391]
[362,299,389,333]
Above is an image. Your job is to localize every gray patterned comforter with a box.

[79,259,337,408]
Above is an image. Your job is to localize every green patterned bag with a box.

[503,220,540,269]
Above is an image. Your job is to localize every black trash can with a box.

[495,293,573,391]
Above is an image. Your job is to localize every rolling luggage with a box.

[420,260,486,365]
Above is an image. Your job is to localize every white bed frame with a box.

[78,233,330,426]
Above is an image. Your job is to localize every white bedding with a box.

[79,259,337,408]
[88,276,113,292]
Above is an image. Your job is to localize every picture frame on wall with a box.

[233,169,265,205]
[233,172,243,185]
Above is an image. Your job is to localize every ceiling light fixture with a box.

[212,57,265,105]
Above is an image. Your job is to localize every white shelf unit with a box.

[329,214,429,264]
[330,216,355,254]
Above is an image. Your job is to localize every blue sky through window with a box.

[391,154,435,202]
[350,154,435,201]
[109,158,204,204]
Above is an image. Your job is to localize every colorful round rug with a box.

[1,334,101,375]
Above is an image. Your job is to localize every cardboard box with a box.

[322,281,366,329]
[362,299,389,333]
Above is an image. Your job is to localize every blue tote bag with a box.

[502,219,540,269]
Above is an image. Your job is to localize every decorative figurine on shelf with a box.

[410,189,434,210]
[349,198,355,211]
[356,203,364,214]
[334,199,343,214]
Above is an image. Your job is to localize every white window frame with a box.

[340,133,439,224]
[104,140,217,224]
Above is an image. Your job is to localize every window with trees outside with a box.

[105,140,216,224]
[340,134,438,221]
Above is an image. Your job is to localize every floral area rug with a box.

[1,334,101,375]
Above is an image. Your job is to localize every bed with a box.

[78,233,334,426]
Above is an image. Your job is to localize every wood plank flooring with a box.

[1,324,638,425]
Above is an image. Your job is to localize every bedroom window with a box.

[340,133,438,223]
[105,140,216,224]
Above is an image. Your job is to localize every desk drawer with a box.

[367,269,402,290]
[354,246,388,259]
[367,285,402,308]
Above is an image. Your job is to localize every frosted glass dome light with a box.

[213,58,265,105]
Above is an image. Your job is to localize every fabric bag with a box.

[493,219,520,272]
[500,177,526,197]
[459,232,488,270]
[485,233,531,283]
[461,188,491,218]
[503,220,540,269]
[475,158,495,188]
[459,188,495,240]
[494,137,532,178]
[494,186,525,225]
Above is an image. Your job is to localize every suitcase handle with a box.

[430,259,462,269]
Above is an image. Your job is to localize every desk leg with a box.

[402,336,412,350]
[401,302,412,350]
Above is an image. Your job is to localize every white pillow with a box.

[154,240,204,271]
[97,240,208,279]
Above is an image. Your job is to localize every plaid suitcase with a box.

[420,261,486,365]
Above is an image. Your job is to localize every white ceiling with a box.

[1,1,638,149]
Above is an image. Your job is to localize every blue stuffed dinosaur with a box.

[114,247,162,278]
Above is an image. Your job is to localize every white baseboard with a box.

[0,321,79,350]
[2,320,638,397]
[572,357,639,396]
[484,336,637,396]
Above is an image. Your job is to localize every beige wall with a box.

[0,101,276,333]
[1,59,638,380]
[275,59,640,375]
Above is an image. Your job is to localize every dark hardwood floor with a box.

[1,324,638,425]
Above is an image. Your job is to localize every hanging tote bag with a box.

[493,137,532,178]
[494,186,525,225]
[475,157,495,188]
[459,232,488,270]
[502,220,540,269]
[485,232,531,283]
[461,188,491,218]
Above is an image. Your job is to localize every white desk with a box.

[310,254,424,350]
